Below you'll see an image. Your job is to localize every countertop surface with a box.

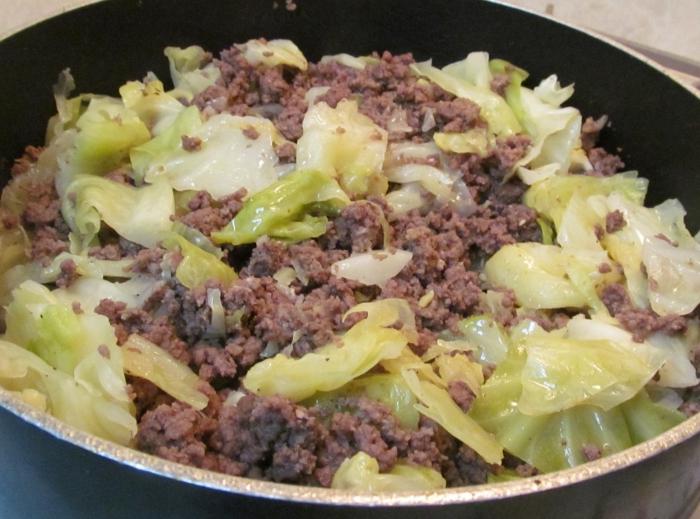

[0,1,698,518]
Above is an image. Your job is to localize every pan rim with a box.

[1,0,699,507]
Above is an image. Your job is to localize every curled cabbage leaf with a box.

[164,46,222,98]
[62,176,174,249]
[331,452,446,491]
[122,335,208,410]
[330,249,412,287]
[410,58,521,137]
[162,234,237,289]
[212,169,349,245]
[470,340,684,473]
[0,339,136,445]
[296,100,388,196]
[119,79,187,136]
[402,369,503,464]
[236,39,308,71]
[458,315,509,365]
[243,299,414,401]
[137,113,284,198]
[483,243,610,311]
[319,53,379,70]
[53,276,157,313]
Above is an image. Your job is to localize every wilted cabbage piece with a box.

[1,281,136,444]
[164,46,222,98]
[212,169,349,245]
[458,315,509,365]
[119,79,188,136]
[470,339,684,472]
[243,299,414,401]
[524,172,648,229]
[484,243,609,311]
[0,339,136,445]
[433,128,491,155]
[162,234,237,289]
[57,97,150,184]
[330,249,413,287]
[319,53,379,70]
[121,335,209,410]
[62,176,174,249]
[402,369,503,464]
[296,99,389,196]
[602,194,700,315]
[331,452,446,491]
[411,58,521,137]
[236,39,308,71]
[307,373,420,429]
[137,113,284,198]
[53,276,157,314]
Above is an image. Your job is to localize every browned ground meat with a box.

[587,147,625,176]
[55,258,79,288]
[448,380,476,413]
[178,189,247,236]
[10,145,43,176]
[600,283,687,342]
[580,115,608,152]
[605,209,626,233]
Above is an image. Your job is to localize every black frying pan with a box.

[0,1,699,518]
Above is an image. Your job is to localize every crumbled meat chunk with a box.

[605,210,626,233]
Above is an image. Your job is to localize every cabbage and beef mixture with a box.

[1,39,699,491]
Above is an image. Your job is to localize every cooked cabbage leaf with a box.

[330,249,413,287]
[236,39,308,71]
[296,100,388,196]
[121,335,208,410]
[243,299,413,401]
[458,315,509,365]
[164,46,222,98]
[470,340,684,472]
[119,79,187,136]
[212,169,349,245]
[62,176,174,249]
[0,339,136,445]
[411,59,521,136]
[402,369,503,464]
[331,452,446,491]
[137,113,283,198]
[162,234,237,289]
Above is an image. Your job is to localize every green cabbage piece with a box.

[58,97,150,180]
[164,46,222,98]
[602,194,700,315]
[470,341,684,473]
[483,243,608,311]
[433,128,491,155]
[296,99,389,196]
[319,53,379,70]
[411,59,521,137]
[162,234,237,289]
[62,176,174,249]
[243,299,413,401]
[489,58,529,125]
[236,39,308,71]
[524,172,648,229]
[457,315,509,365]
[53,276,157,314]
[119,79,187,136]
[331,452,446,491]
[518,318,665,415]
[306,373,420,429]
[402,369,503,464]
[0,339,136,445]
[135,113,283,198]
[121,335,208,410]
[212,169,349,245]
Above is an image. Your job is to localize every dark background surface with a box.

[0,0,699,517]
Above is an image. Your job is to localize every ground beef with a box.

[601,283,687,342]
[128,247,165,276]
[211,394,322,482]
[324,200,386,253]
[137,402,218,470]
[55,259,79,288]
[178,189,246,236]
[580,115,608,152]
[10,145,43,177]
[448,380,476,413]
[582,443,602,462]
[181,135,203,151]
[605,209,626,233]
[245,237,291,278]
[490,73,510,96]
[30,226,69,263]
[587,147,625,177]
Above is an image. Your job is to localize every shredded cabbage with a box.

[236,39,308,71]
[330,249,413,287]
